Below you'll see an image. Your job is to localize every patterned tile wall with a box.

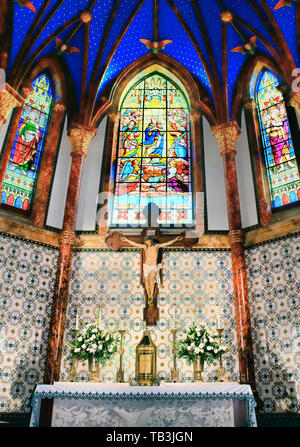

[0,234,58,413]
[60,249,239,384]
[245,234,300,414]
[0,231,298,415]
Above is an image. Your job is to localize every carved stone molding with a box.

[59,230,77,247]
[228,229,245,246]
[108,111,120,124]
[189,110,201,124]
[53,101,66,113]
[243,99,257,112]
[211,122,241,156]
[21,86,34,100]
[68,126,96,156]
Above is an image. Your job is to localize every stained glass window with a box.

[0,73,54,211]
[256,70,300,208]
[112,73,193,226]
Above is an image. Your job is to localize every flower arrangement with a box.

[177,324,226,364]
[71,323,119,365]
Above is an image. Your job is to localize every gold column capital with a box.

[59,230,77,247]
[68,125,96,156]
[289,91,300,112]
[211,122,241,156]
[0,83,24,123]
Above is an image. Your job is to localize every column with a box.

[98,111,119,234]
[190,110,205,235]
[44,126,95,384]
[211,122,257,388]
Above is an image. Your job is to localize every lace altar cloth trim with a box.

[30,383,257,427]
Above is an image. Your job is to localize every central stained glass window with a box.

[112,73,193,227]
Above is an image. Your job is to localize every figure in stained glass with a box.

[119,159,140,182]
[264,106,294,171]
[255,70,300,208]
[143,119,165,157]
[166,159,189,192]
[10,110,41,172]
[168,110,188,159]
[121,113,141,157]
[0,74,54,211]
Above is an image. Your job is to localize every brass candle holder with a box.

[170,328,179,382]
[116,330,126,383]
[68,326,80,382]
[216,327,226,382]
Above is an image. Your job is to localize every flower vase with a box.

[193,356,205,382]
[88,356,100,382]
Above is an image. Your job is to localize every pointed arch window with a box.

[255,70,300,208]
[112,73,193,227]
[0,73,54,211]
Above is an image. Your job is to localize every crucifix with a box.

[105,203,197,325]
[121,233,183,325]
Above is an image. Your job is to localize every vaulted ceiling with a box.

[1,0,299,126]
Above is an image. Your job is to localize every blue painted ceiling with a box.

[6,0,300,121]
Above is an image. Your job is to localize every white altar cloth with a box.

[30,382,257,427]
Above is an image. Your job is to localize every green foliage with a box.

[177,324,226,365]
[70,323,119,366]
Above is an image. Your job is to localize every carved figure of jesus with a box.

[121,235,183,305]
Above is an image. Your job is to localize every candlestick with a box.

[170,329,179,382]
[173,306,177,329]
[216,328,227,382]
[216,305,220,328]
[98,308,102,330]
[67,356,78,382]
[116,330,126,383]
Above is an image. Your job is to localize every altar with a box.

[30,382,257,427]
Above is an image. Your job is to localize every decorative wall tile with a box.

[245,234,300,414]
[0,234,58,413]
[0,231,299,416]
[60,249,239,384]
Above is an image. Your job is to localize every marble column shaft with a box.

[44,127,95,384]
[212,123,256,386]
[32,101,66,227]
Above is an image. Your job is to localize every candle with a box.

[216,306,220,328]
[216,305,223,329]
[75,314,79,330]
[173,306,177,329]
[121,317,125,331]
[98,308,102,330]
